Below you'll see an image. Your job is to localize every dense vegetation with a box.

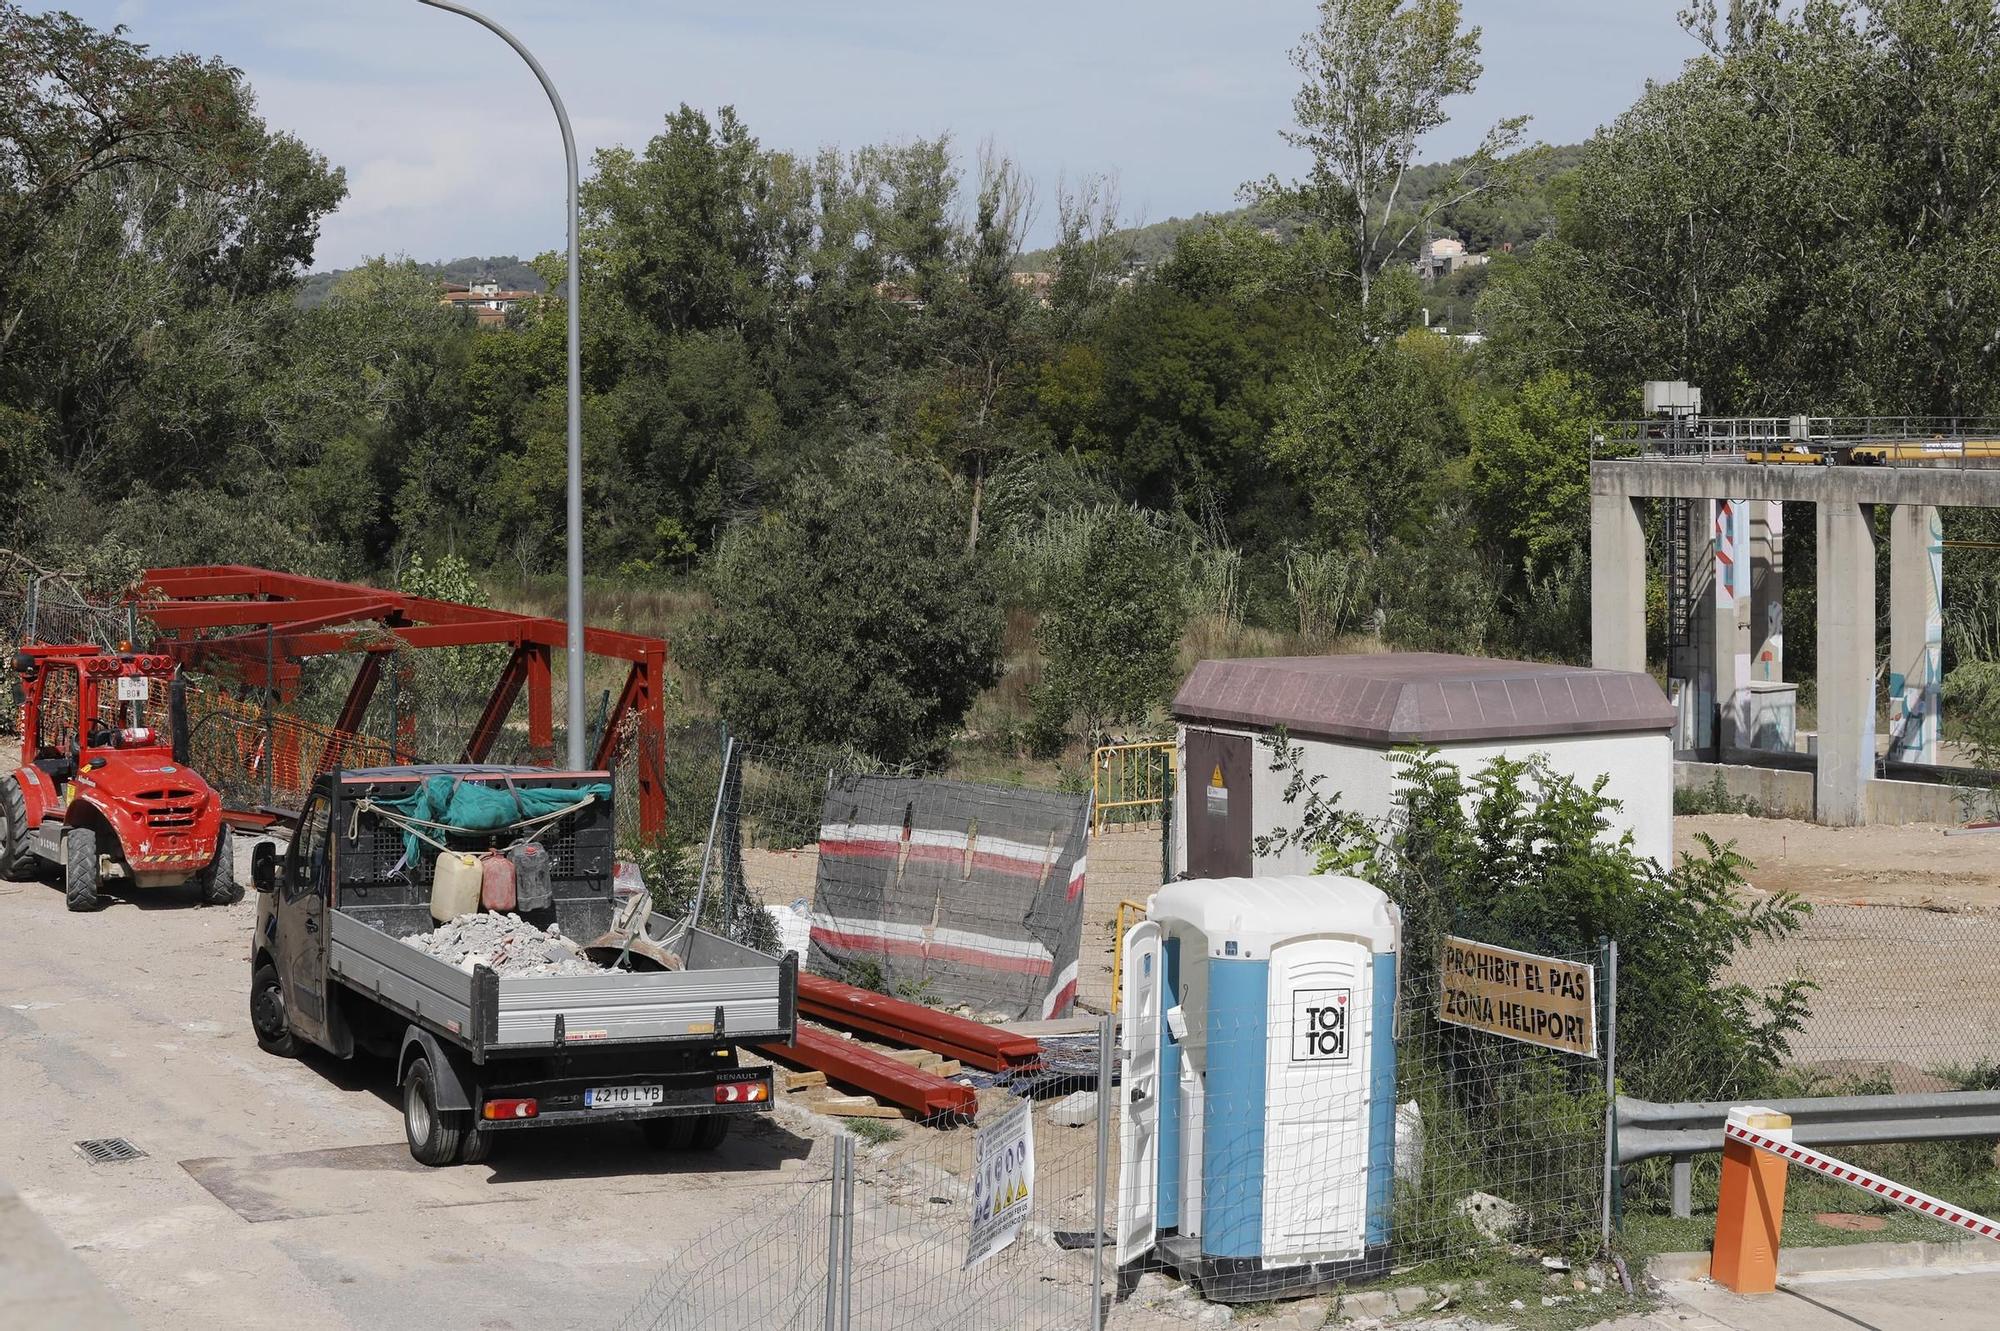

[7,0,2000,766]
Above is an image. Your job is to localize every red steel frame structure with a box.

[135,565,670,838]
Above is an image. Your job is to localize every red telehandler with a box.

[0,645,234,911]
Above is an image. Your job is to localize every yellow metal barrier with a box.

[1111,898,1150,1014]
[1091,741,1176,836]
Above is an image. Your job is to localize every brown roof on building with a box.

[1172,652,1673,744]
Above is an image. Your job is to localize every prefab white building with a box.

[1171,653,1675,876]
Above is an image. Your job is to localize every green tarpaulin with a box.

[378,775,611,863]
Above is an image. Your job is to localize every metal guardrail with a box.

[1618,1092,2000,1218]
[1599,414,2000,466]
[1110,899,1149,1015]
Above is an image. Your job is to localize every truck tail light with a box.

[483,1098,538,1120]
[715,1081,769,1104]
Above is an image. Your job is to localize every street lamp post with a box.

[417,0,587,770]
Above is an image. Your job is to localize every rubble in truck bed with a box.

[402,913,608,977]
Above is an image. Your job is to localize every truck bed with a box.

[323,767,795,1061]
[331,911,794,1057]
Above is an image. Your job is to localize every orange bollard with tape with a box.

[1711,1105,1794,1293]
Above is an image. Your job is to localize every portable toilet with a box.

[1116,875,1401,1303]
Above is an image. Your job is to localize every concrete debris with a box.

[1456,1190,1522,1241]
[1043,1090,1098,1127]
[404,913,604,977]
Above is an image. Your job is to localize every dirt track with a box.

[1678,813,2000,911]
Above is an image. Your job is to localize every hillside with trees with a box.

[6,0,2000,772]
[296,255,545,309]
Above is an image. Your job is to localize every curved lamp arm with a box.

[416,0,586,770]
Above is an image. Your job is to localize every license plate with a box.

[584,1084,663,1110]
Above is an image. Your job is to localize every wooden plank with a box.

[817,1095,904,1120]
[755,1025,978,1121]
[783,1070,827,1091]
[932,1060,962,1078]
[883,1048,945,1069]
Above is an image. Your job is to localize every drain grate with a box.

[75,1137,146,1164]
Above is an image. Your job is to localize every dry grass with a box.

[483,573,715,719]
[479,570,1381,776]
[485,573,711,639]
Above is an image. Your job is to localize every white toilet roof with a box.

[1151,875,1400,954]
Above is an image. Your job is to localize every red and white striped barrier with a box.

[1724,1118,2000,1243]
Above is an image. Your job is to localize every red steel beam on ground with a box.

[755,1024,977,1122]
[796,974,1041,1073]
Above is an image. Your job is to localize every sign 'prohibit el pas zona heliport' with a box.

[1438,936,1597,1058]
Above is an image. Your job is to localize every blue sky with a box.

[72,2,1701,271]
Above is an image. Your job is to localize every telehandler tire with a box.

[64,827,100,912]
[0,779,27,880]
[199,824,238,905]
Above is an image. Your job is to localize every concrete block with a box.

[1043,1090,1098,1127]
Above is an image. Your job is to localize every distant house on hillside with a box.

[1009,270,1055,307]
[871,280,925,309]
[1412,235,1489,282]
[439,280,537,329]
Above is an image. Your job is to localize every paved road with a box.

[0,858,825,1330]
[1584,1268,2000,1331]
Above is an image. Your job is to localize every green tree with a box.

[1249,0,1529,306]
[909,147,1038,551]
[1268,326,1468,554]
[1484,0,2000,415]
[1466,369,1601,571]
[681,446,1003,766]
[1030,506,1186,749]
[1262,739,1815,1101]
[0,3,344,555]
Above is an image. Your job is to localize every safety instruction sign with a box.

[1438,936,1597,1057]
[966,1099,1035,1269]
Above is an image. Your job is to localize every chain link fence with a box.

[1727,900,2000,1088]
[619,1043,1111,1331]
[616,932,1612,1329]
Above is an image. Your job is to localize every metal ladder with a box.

[1664,499,1693,653]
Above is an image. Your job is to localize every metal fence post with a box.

[838,1133,855,1331]
[1159,756,1176,883]
[1600,937,1620,1248]
[824,1134,848,1331]
[261,628,277,810]
[1092,1009,1114,1331]
[691,736,736,929]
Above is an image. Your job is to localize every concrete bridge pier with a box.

[1815,501,1877,825]
[1591,491,1646,674]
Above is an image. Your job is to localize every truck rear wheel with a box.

[198,824,237,905]
[250,962,296,1056]
[403,1055,466,1167]
[0,778,28,880]
[687,1114,731,1151]
[642,1115,730,1151]
[641,1116,696,1149]
[64,827,100,912]
[458,1128,497,1165]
